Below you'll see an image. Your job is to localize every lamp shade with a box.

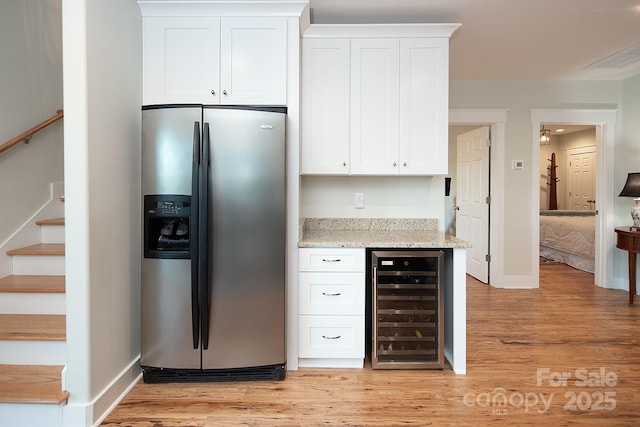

[619,173,640,197]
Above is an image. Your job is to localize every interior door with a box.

[456,126,490,283]
[567,147,596,210]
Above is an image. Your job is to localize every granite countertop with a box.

[298,218,471,249]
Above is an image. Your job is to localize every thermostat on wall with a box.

[512,160,524,169]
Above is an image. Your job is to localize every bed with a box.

[539,210,595,273]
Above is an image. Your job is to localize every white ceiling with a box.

[308,0,640,80]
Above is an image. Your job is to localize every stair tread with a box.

[36,218,65,226]
[0,364,68,404]
[0,314,66,341]
[0,275,65,293]
[6,243,65,256]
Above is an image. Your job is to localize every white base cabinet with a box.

[298,248,365,368]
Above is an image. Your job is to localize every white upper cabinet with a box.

[301,38,350,174]
[301,24,458,176]
[142,16,287,105]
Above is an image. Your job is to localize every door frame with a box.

[450,109,507,288]
[531,109,616,289]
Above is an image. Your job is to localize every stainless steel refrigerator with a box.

[140,105,286,382]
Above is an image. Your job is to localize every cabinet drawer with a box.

[299,315,364,359]
[299,272,365,315]
[299,248,365,272]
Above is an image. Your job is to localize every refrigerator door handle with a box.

[199,122,211,350]
[190,121,201,349]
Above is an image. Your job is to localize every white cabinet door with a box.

[143,17,220,105]
[399,38,449,175]
[350,39,399,175]
[301,39,350,174]
[220,17,287,105]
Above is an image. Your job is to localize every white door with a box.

[567,147,596,210]
[456,126,490,283]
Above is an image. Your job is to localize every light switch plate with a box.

[512,160,524,169]
[354,192,365,209]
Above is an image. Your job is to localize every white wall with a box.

[615,74,640,286]
[0,0,63,244]
[301,175,446,230]
[449,80,621,278]
[62,0,141,425]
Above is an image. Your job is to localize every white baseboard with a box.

[62,356,142,427]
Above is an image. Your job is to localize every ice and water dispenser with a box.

[144,195,191,259]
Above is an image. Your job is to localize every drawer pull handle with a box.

[322,258,341,263]
[322,335,341,340]
[322,292,342,296]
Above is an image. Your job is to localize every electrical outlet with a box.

[354,192,365,209]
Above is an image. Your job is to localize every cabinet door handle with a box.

[403,162,407,167]
[223,90,228,95]
[322,335,341,340]
[322,258,341,263]
[343,162,347,167]
[393,162,397,167]
[210,90,216,95]
[322,292,342,296]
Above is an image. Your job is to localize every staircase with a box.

[0,218,68,426]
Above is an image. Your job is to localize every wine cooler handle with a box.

[322,292,342,296]
[322,258,341,263]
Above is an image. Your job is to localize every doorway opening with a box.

[449,109,507,287]
[538,124,597,274]
[531,109,617,290]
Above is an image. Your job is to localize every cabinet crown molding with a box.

[303,23,461,39]
[138,0,309,17]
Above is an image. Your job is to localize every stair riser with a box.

[40,226,65,244]
[11,256,65,276]
[0,402,63,427]
[0,341,66,365]
[0,293,65,315]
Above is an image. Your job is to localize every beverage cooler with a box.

[371,250,444,369]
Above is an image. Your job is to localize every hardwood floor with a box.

[101,264,640,426]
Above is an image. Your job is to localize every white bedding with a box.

[539,214,595,273]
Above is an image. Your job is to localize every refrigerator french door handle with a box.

[190,121,201,349]
[199,122,211,350]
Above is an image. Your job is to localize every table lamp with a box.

[619,172,640,230]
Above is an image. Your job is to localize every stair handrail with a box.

[0,110,64,156]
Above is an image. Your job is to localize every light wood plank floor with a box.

[101,264,640,426]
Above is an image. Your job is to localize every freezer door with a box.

[202,107,286,369]
[141,105,202,369]
[141,258,200,368]
[142,106,201,196]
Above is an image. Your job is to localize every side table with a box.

[614,227,640,304]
